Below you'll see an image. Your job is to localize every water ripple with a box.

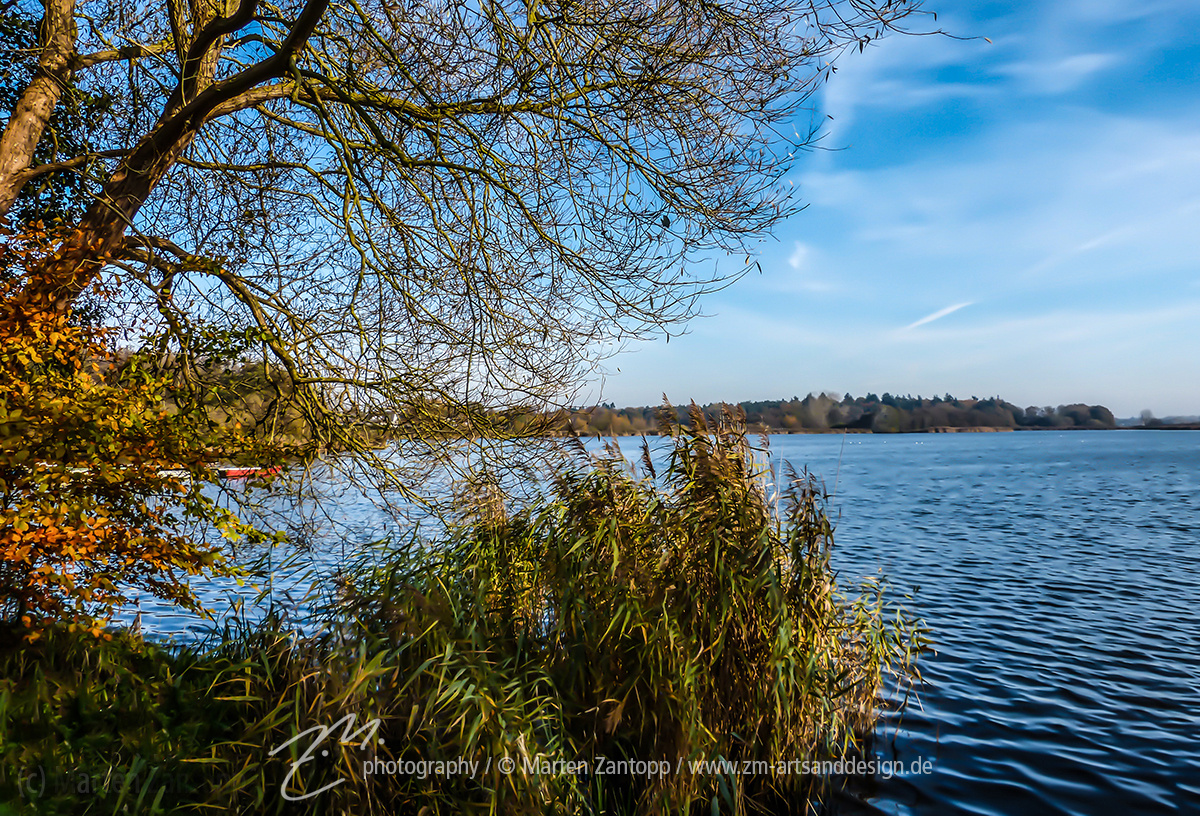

[766,431,1200,815]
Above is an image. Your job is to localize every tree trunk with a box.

[13,0,328,312]
[20,124,199,312]
[0,0,77,220]
[17,0,225,312]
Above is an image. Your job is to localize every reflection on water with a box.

[120,431,1200,814]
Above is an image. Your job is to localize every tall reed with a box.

[1,409,926,814]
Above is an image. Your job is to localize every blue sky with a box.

[595,0,1200,417]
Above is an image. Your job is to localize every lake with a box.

[762,430,1200,816]
[127,430,1200,815]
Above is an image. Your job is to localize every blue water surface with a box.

[761,431,1200,816]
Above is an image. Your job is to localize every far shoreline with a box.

[585,424,1200,437]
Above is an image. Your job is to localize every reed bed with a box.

[1,410,926,814]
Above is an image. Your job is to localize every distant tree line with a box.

[181,370,1121,438]
[193,370,1122,439]
[551,393,1118,436]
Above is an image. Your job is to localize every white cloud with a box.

[796,111,1200,287]
[788,241,809,269]
[994,52,1120,93]
[1050,0,1190,26]
[817,31,991,139]
[744,241,836,294]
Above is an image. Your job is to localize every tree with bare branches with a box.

[2,0,925,475]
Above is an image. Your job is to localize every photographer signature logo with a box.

[268,713,383,801]
[18,765,45,799]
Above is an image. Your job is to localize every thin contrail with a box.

[904,301,973,330]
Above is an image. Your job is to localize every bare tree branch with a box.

[74,41,173,69]
[2,0,934,494]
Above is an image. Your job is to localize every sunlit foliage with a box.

[0,228,280,630]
